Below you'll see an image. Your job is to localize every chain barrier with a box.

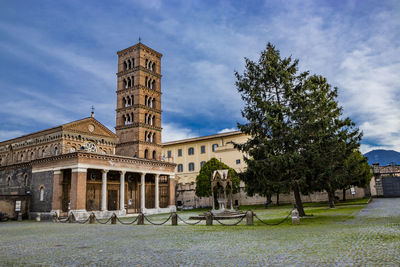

[253,209,293,226]
[116,215,140,225]
[95,217,112,224]
[176,214,203,225]
[53,209,295,226]
[143,213,172,225]
[213,215,246,226]
[74,216,90,224]
[57,216,70,223]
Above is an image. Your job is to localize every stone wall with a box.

[30,171,54,214]
[176,182,367,208]
[0,165,32,218]
[0,165,32,196]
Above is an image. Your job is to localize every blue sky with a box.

[0,0,399,153]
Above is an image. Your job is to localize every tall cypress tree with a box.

[235,43,308,216]
[235,43,364,213]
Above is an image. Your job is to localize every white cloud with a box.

[0,130,25,142]
[218,128,236,134]
[162,123,197,143]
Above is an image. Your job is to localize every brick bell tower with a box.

[115,42,162,160]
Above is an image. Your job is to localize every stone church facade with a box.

[0,42,176,220]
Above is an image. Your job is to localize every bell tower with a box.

[115,42,162,160]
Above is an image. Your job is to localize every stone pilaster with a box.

[120,171,126,211]
[101,169,108,211]
[70,168,87,210]
[140,172,146,212]
[51,170,63,212]
[155,174,160,210]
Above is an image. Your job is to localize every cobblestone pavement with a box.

[0,199,399,266]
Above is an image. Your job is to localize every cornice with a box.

[116,141,163,147]
[116,66,162,79]
[117,43,163,58]
[116,105,161,114]
[30,151,175,168]
[116,85,162,95]
[115,123,162,131]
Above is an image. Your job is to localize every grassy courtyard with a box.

[0,198,399,266]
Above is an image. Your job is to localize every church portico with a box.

[33,151,175,219]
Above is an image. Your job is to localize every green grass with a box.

[173,198,370,227]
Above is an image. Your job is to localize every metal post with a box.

[205,212,213,226]
[171,212,178,225]
[246,210,254,225]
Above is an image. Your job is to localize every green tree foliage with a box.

[235,43,309,216]
[291,75,362,208]
[340,150,373,201]
[235,43,365,213]
[195,157,240,197]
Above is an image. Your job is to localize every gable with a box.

[62,117,117,139]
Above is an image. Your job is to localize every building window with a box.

[153,150,157,159]
[188,147,194,155]
[7,176,11,186]
[178,149,182,157]
[212,144,219,152]
[177,164,183,172]
[24,174,28,186]
[188,162,195,171]
[201,145,206,154]
[236,159,241,165]
[144,149,149,159]
[167,150,172,158]
[200,161,206,168]
[39,186,45,201]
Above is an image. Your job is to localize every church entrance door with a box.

[108,190,118,210]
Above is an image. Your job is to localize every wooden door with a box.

[107,190,118,211]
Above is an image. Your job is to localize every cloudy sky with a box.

[0,0,399,153]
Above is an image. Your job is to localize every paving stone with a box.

[0,199,399,266]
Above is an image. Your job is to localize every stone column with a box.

[101,169,108,211]
[140,172,146,212]
[70,168,87,210]
[168,175,176,206]
[155,174,160,210]
[51,170,63,212]
[120,171,126,211]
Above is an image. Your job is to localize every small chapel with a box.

[0,42,177,220]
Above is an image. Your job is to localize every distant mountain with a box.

[364,149,400,166]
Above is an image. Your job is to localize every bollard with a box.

[52,213,58,223]
[246,210,254,226]
[171,212,178,226]
[89,213,95,224]
[291,209,300,225]
[137,213,144,225]
[36,213,41,222]
[111,214,117,224]
[205,212,213,226]
[68,213,76,223]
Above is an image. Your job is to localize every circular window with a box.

[88,124,95,132]
[85,142,97,152]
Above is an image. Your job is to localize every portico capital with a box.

[119,170,126,175]
[101,169,109,174]
[72,167,87,173]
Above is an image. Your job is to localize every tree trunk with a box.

[266,192,272,204]
[293,182,305,216]
[342,188,346,201]
[328,190,335,208]
[276,192,280,206]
